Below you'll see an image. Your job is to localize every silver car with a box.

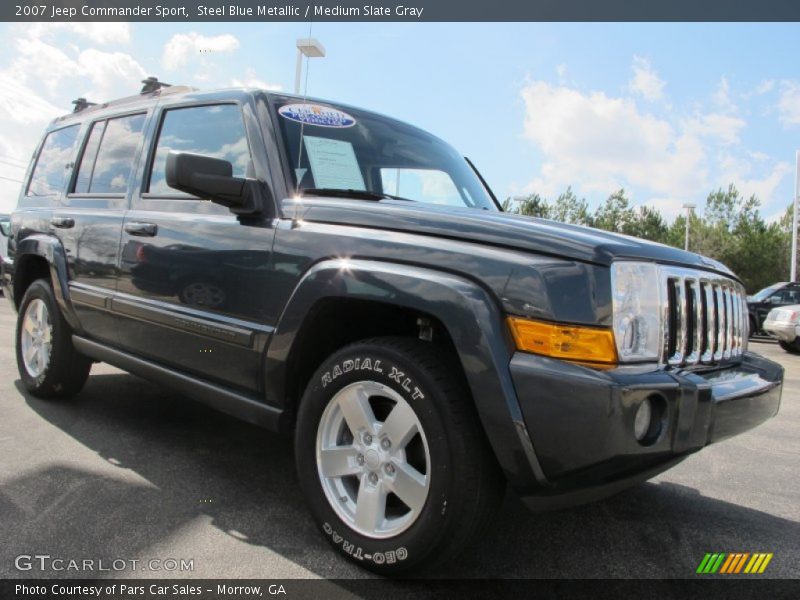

[763,304,800,353]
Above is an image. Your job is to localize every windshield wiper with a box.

[301,188,414,202]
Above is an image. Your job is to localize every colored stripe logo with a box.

[696,553,773,574]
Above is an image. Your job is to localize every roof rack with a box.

[72,98,97,113]
[141,76,172,94]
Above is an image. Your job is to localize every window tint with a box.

[27,125,80,196]
[380,168,465,206]
[73,121,106,193]
[81,113,146,194]
[148,104,251,196]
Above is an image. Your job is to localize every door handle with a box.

[50,217,74,229]
[124,222,158,237]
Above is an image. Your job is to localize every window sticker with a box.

[279,103,356,128]
[304,136,365,191]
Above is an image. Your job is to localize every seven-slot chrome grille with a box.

[660,267,747,367]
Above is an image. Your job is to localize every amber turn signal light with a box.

[507,316,618,368]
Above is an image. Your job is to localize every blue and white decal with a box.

[278,103,357,128]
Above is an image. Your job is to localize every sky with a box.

[0,22,798,221]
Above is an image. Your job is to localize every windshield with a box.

[269,95,497,210]
[750,283,786,302]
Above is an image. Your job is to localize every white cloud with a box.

[521,81,707,199]
[754,79,775,96]
[162,33,240,70]
[629,56,665,102]
[684,112,746,146]
[718,158,792,206]
[76,48,147,100]
[230,68,282,91]
[778,81,800,127]
[641,197,691,221]
[713,77,737,113]
[24,23,132,45]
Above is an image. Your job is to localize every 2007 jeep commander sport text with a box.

[2,81,783,574]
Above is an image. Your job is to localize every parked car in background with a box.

[747,282,800,335]
[0,214,10,294]
[763,304,800,353]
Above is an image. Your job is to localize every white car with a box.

[763,304,800,353]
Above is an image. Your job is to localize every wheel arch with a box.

[11,235,81,331]
[265,258,547,489]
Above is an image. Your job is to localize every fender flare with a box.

[265,258,549,489]
[13,234,82,331]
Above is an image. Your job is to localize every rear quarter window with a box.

[26,125,80,197]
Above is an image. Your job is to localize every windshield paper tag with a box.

[279,103,356,128]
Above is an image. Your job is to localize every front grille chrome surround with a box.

[660,266,747,367]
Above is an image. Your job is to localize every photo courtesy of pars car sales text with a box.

[14,584,285,596]
[0,0,798,597]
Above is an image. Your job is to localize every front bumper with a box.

[763,319,798,342]
[509,351,783,510]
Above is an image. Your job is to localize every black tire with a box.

[779,340,800,354]
[16,279,91,398]
[295,337,504,575]
[749,316,759,338]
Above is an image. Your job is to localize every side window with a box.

[74,113,146,194]
[27,125,80,196]
[148,104,251,196]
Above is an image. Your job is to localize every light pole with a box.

[791,151,800,282]
[294,38,326,95]
[682,202,696,251]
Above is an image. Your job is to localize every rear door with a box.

[55,110,149,344]
[115,98,277,392]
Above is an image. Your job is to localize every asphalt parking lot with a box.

[0,297,798,580]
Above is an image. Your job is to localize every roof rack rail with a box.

[72,98,97,113]
[141,76,172,94]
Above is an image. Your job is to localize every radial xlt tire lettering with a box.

[294,336,504,575]
[16,279,91,398]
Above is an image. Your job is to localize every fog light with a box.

[634,398,653,441]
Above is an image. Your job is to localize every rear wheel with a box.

[16,280,91,398]
[779,340,800,354]
[295,337,504,575]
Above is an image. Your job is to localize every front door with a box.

[115,101,276,392]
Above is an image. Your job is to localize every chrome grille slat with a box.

[723,287,732,359]
[686,278,701,364]
[715,285,725,360]
[660,267,746,367]
[702,281,715,362]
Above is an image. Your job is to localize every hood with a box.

[287,198,737,279]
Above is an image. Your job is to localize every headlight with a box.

[611,261,662,362]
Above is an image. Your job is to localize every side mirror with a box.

[165,151,269,216]
[768,295,783,304]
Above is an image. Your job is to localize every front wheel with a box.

[16,280,91,398]
[295,337,504,575]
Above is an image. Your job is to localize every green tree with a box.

[551,187,593,226]
[503,193,551,218]
[593,189,636,233]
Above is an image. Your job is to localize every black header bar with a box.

[5,0,800,22]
